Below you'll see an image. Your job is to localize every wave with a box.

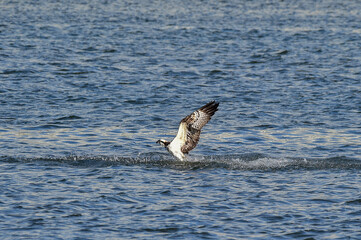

[1,153,360,171]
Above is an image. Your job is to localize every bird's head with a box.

[156,139,170,147]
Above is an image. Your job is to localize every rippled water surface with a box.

[1,0,360,239]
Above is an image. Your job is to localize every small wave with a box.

[1,154,360,171]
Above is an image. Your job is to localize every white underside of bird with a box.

[167,137,186,161]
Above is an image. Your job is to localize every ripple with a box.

[345,199,361,205]
[55,115,82,121]
[1,0,361,238]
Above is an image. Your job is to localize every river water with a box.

[1,0,360,239]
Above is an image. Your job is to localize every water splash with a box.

[2,154,360,171]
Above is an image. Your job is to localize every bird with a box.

[156,101,219,161]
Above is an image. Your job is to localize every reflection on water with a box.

[1,126,359,159]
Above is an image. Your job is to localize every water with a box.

[1,0,360,239]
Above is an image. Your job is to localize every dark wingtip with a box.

[213,101,219,109]
[201,100,219,115]
[201,100,219,108]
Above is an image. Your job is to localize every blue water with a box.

[1,0,361,239]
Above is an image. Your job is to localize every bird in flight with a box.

[156,101,219,161]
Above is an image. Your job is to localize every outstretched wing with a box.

[174,101,219,154]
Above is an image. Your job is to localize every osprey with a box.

[156,101,219,161]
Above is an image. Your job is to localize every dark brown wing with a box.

[179,101,219,154]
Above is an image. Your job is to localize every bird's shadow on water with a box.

[2,153,360,171]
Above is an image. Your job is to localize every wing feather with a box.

[178,101,219,154]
